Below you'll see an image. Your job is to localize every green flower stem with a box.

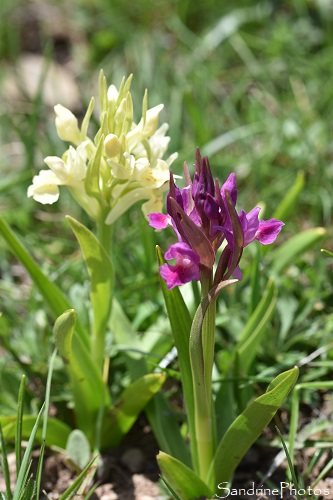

[189,273,216,488]
[201,276,216,409]
[97,217,113,256]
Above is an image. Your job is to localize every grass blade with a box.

[12,403,45,500]
[57,456,98,500]
[235,278,277,375]
[276,426,301,500]
[35,349,58,499]
[0,422,13,500]
[15,375,26,479]
[271,227,326,275]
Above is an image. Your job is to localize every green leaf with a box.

[20,476,34,500]
[66,430,91,469]
[53,310,110,442]
[66,216,114,370]
[157,451,212,500]
[1,416,71,449]
[102,373,166,449]
[12,404,45,500]
[273,171,305,222]
[0,216,89,347]
[188,277,238,485]
[157,246,195,469]
[271,227,326,275]
[235,278,277,375]
[208,366,299,485]
[0,423,13,500]
[15,375,25,478]
[276,426,301,497]
[35,348,57,499]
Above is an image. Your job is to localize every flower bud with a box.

[143,104,164,137]
[107,84,119,104]
[104,134,121,158]
[54,104,81,144]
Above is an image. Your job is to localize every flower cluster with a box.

[149,149,284,289]
[28,73,177,223]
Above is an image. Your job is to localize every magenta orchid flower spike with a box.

[149,148,284,289]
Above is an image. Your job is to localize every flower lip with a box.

[160,241,200,289]
[148,212,171,230]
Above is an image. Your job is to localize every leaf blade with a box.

[157,451,212,500]
[208,366,299,485]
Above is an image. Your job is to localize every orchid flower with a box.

[149,148,284,289]
[28,73,177,224]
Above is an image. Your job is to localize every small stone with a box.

[120,448,145,473]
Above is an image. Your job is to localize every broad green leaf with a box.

[208,366,299,485]
[110,299,189,464]
[0,216,89,347]
[157,451,212,500]
[102,373,166,449]
[1,416,71,449]
[53,310,110,441]
[66,216,114,370]
[66,430,91,469]
[271,227,326,275]
[235,278,277,375]
[157,246,195,469]
[273,171,305,222]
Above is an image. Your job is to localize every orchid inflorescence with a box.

[149,148,284,289]
[28,73,177,224]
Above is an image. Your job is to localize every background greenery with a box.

[0,0,332,486]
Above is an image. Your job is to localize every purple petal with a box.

[221,173,237,205]
[167,171,183,214]
[204,193,220,221]
[242,207,261,246]
[180,185,193,215]
[164,242,200,264]
[168,198,215,270]
[148,212,171,229]
[232,265,243,280]
[255,219,284,245]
